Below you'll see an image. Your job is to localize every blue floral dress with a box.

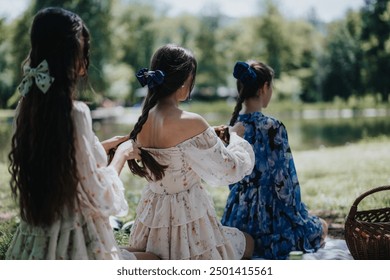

[221,112,323,260]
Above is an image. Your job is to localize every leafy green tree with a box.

[110,1,157,104]
[0,18,15,108]
[155,15,199,50]
[286,19,323,102]
[320,12,364,102]
[256,0,287,78]
[195,14,226,89]
[7,4,34,108]
[361,0,390,102]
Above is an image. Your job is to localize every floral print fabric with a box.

[129,127,255,260]
[6,101,131,260]
[221,112,323,260]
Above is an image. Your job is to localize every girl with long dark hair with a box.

[6,7,143,260]
[126,44,255,260]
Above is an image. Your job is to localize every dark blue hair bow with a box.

[233,61,257,88]
[136,68,165,89]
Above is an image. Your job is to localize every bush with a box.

[0,218,18,260]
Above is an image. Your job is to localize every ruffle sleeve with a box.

[184,127,255,186]
[72,102,128,217]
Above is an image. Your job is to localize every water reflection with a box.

[284,116,390,151]
[0,114,389,164]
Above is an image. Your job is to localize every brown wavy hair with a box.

[127,44,197,181]
[8,7,90,226]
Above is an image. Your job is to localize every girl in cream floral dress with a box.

[126,44,255,260]
[6,7,145,260]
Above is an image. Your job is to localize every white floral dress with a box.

[6,101,132,260]
[129,127,255,260]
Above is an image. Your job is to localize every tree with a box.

[6,4,34,108]
[0,18,15,108]
[320,12,364,102]
[361,0,390,102]
[195,13,226,89]
[110,1,157,104]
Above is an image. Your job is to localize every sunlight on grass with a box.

[294,137,390,218]
[1,137,389,256]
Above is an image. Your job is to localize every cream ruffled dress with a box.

[6,101,134,260]
[129,127,255,260]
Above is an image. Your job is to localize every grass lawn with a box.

[1,137,389,257]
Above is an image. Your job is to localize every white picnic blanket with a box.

[302,237,353,260]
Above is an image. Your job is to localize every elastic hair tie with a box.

[135,68,165,89]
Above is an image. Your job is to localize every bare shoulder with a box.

[158,111,209,147]
[139,109,210,148]
[180,111,209,135]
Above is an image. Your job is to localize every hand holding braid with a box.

[18,60,55,96]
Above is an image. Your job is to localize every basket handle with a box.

[346,185,390,220]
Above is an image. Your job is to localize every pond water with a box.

[1,110,389,164]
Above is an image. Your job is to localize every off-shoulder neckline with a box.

[142,127,213,151]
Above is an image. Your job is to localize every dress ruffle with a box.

[129,127,253,260]
[221,112,323,260]
[6,214,121,260]
[6,101,129,260]
[136,185,216,228]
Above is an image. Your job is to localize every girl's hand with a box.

[109,139,141,175]
[115,139,141,161]
[101,135,129,154]
[214,125,230,144]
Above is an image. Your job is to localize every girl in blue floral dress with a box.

[221,61,328,260]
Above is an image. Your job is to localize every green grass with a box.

[1,135,389,257]
[0,218,18,259]
[295,136,390,215]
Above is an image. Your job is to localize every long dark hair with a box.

[229,60,274,126]
[128,44,197,181]
[8,7,90,226]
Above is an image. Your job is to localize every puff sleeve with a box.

[72,102,128,217]
[185,128,255,186]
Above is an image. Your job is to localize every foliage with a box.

[0,18,15,108]
[110,1,157,104]
[361,0,390,102]
[195,14,225,88]
[0,99,389,254]
[0,218,18,260]
[1,0,390,108]
[320,12,364,102]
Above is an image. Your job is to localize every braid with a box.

[127,94,167,181]
[229,94,244,126]
[126,44,197,181]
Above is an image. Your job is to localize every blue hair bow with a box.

[136,68,165,89]
[233,61,257,88]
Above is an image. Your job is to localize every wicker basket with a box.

[344,185,390,260]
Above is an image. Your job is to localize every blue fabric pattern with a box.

[221,112,323,260]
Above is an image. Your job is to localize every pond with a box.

[1,109,389,164]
